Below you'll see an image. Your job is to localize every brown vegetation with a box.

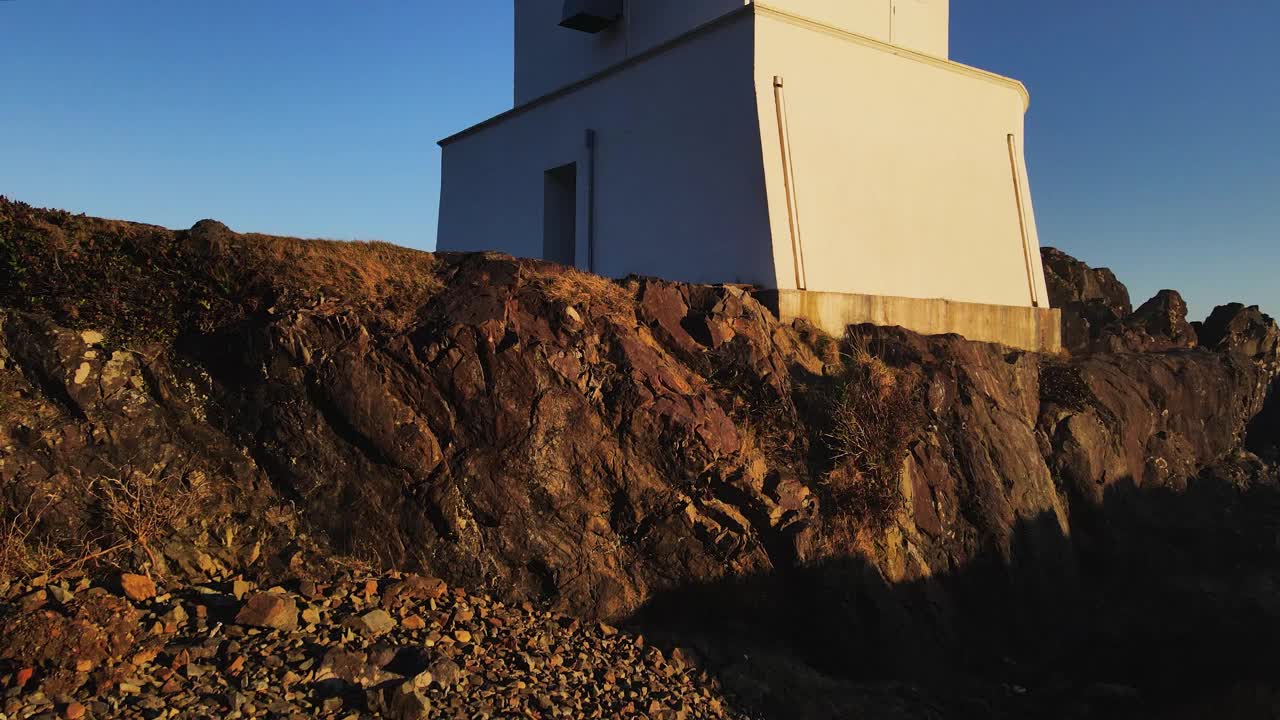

[818,332,920,529]
[0,197,442,345]
[88,467,211,576]
[0,494,61,581]
[529,262,637,325]
[0,467,212,584]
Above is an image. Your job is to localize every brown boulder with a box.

[1041,247,1133,353]
[1128,290,1199,348]
[382,574,448,610]
[1042,247,1133,318]
[234,592,298,631]
[316,648,399,688]
[118,573,156,602]
[390,684,433,720]
[182,219,234,257]
[1096,290,1199,353]
[345,609,396,636]
[1199,303,1280,363]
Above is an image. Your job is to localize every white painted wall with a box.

[753,0,948,57]
[757,0,891,45]
[754,9,1049,307]
[441,12,777,287]
[444,2,1049,311]
[890,0,949,58]
[516,1,948,105]
[514,0,745,104]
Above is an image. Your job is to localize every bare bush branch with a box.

[88,467,210,576]
[0,493,67,581]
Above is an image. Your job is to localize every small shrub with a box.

[0,494,64,582]
[699,337,807,474]
[819,335,921,528]
[89,468,210,573]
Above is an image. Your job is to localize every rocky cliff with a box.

[2,198,1278,718]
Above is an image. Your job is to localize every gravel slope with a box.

[0,571,752,720]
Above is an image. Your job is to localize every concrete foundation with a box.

[757,289,1062,353]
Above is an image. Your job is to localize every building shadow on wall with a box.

[625,466,1280,720]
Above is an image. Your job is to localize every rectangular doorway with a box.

[543,163,578,266]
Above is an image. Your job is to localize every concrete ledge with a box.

[756,289,1062,353]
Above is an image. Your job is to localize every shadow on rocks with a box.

[625,464,1280,720]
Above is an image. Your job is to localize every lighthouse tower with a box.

[437,1,1060,351]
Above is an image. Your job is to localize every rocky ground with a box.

[2,197,1279,718]
[0,570,749,720]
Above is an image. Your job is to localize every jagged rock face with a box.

[206,260,810,620]
[1252,386,1280,464]
[1094,289,1200,353]
[0,311,277,578]
[1195,304,1280,460]
[1040,349,1262,499]
[3,199,1280,716]
[1042,247,1202,355]
[1041,248,1133,318]
[1041,247,1133,354]
[1200,303,1280,363]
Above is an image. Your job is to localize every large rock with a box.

[345,609,396,636]
[391,686,433,720]
[1096,289,1199,353]
[1041,247,1133,354]
[234,592,298,631]
[1129,289,1199,348]
[1042,247,1132,318]
[1197,305,1280,460]
[1199,303,1280,363]
[119,574,156,602]
[1040,349,1263,499]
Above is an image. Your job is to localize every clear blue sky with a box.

[2,1,1276,319]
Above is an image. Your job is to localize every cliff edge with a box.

[1,198,1278,718]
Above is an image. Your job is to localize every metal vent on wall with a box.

[560,0,623,33]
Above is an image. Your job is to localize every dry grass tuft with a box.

[819,331,921,529]
[529,265,636,325]
[0,196,446,343]
[234,234,444,307]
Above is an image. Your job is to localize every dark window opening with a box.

[543,163,578,266]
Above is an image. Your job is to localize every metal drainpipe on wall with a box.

[773,76,808,290]
[586,129,598,273]
[1007,133,1040,308]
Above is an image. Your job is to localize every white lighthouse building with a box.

[437,1,1060,351]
